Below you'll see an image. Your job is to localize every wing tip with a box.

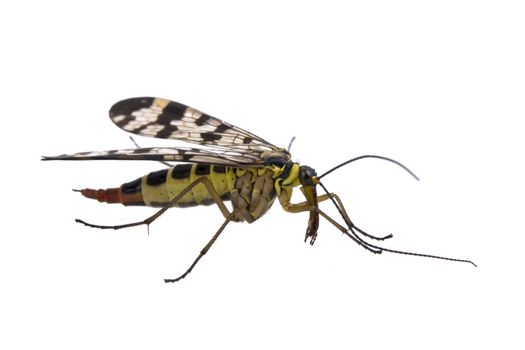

[41,155,74,161]
[109,97,156,119]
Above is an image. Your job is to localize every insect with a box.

[43,97,476,282]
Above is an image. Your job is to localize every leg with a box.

[316,207,477,266]
[280,193,335,213]
[164,213,235,283]
[281,191,392,241]
[320,192,393,241]
[315,207,382,254]
[76,176,232,230]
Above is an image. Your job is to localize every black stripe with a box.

[176,201,198,208]
[195,114,211,126]
[124,201,146,206]
[265,157,289,167]
[171,164,193,179]
[121,178,142,194]
[195,164,211,175]
[146,169,168,186]
[279,162,294,179]
[199,198,215,206]
[155,124,178,138]
[160,101,187,120]
[213,165,227,173]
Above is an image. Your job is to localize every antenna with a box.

[287,136,296,153]
[319,155,419,181]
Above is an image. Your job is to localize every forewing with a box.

[109,97,279,153]
[42,146,264,166]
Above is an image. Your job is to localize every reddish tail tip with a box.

[76,188,121,203]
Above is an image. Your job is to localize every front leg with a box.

[279,191,345,214]
[278,186,325,244]
[278,188,392,241]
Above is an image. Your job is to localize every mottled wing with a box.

[109,97,280,153]
[42,146,264,166]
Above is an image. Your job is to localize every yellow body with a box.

[134,162,303,224]
[140,164,235,207]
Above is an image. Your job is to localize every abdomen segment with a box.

[78,164,235,207]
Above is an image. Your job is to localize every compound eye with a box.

[299,166,317,185]
[299,168,309,182]
[300,170,308,181]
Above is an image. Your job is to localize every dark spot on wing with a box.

[109,97,155,120]
[215,124,230,133]
[160,101,188,121]
[195,114,211,126]
[201,132,222,142]
[155,124,178,139]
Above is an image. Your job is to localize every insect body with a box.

[80,162,296,223]
[43,97,475,282]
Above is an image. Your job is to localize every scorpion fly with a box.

[43,97,476,282]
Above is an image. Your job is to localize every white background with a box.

[1,1,524,349]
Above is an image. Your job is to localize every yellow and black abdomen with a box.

[79,164,235,207]
[141,164,234,207]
